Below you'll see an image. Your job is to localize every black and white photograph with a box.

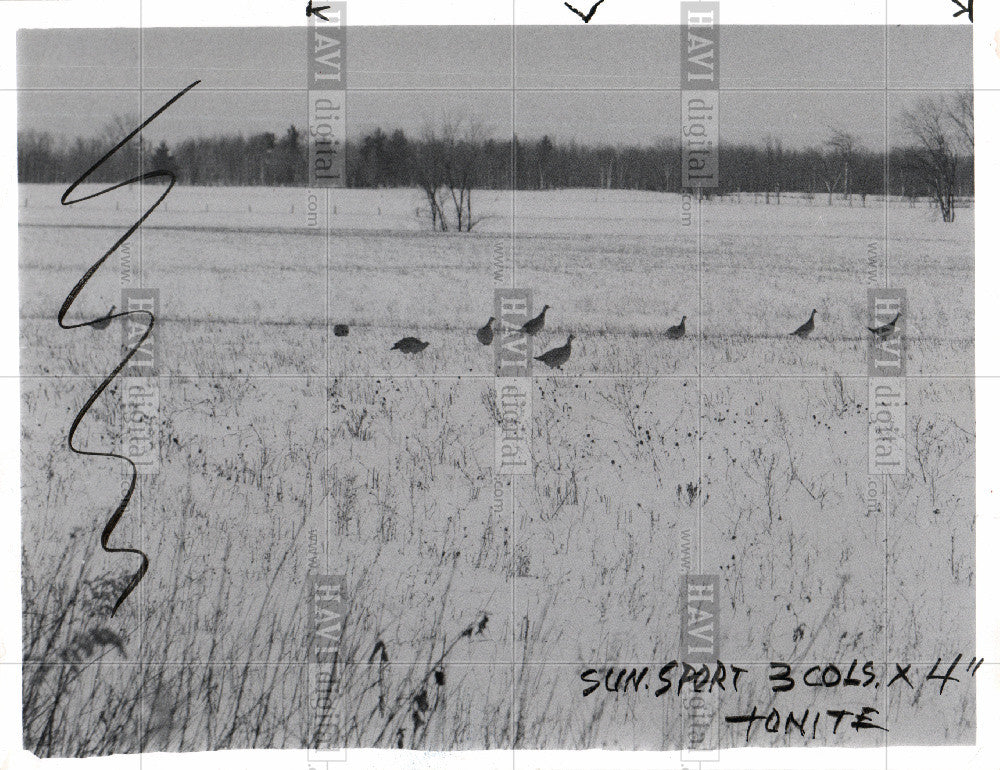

[4,0,995,766]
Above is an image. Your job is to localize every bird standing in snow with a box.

[520,305,550,336]
[790,309,817,338]
[91,305,116,331]
[868,312,901,339]
[535,335,574,369]
[476,317,495,346]
[391,337,429,354]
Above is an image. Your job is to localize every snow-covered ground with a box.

[20,184,974,751]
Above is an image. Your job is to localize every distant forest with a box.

[18,116,973,200]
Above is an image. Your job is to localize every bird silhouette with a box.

[868,312,901,339]
[666,316,686,340]
[520,305,550,336]
[535,335,574,369]
[91,305,116,331]
[333,323,349,337]
[476,317,495,346]
[391,337,429,354]
[790,309,817,338]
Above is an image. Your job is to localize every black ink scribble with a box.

[59,80,200,617]
[306,0,331,21]
[951,0,972,22]
[564,0,606,23]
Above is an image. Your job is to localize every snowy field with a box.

[20,184,974,752]
[20,185,972,378]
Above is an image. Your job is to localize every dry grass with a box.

[21,186,975,753]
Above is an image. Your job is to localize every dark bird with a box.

[790,309,817,338]
[476,613,490,635]
[391,337,429,354]
[434,667,446,687]
[868,312,901,339]
[666,316,686,340]
[476,317,495,346]
[395,729,405,748]
[520,305,550,336]
[535,335,574,369]
[91,305,116,331]
[333,323,349,337]
[414,689,429,713]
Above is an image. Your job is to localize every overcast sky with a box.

[18,25,971,150]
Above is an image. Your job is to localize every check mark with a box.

[564,0,606,23]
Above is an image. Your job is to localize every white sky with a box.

[17,25,972,150]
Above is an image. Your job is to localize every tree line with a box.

[18,126,972,197]
[18,93,973,225]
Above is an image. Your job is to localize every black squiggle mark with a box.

[59,81,200,617]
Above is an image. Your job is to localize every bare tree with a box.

[825,128,857,205]
[413,117,489,232]
[100,113,145,180]
[764,135,783,204]
[413,126,449,231]
[948,90,974,154]
[441,118,486,232]
[809,148,842,206]
[902,93,971,223]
